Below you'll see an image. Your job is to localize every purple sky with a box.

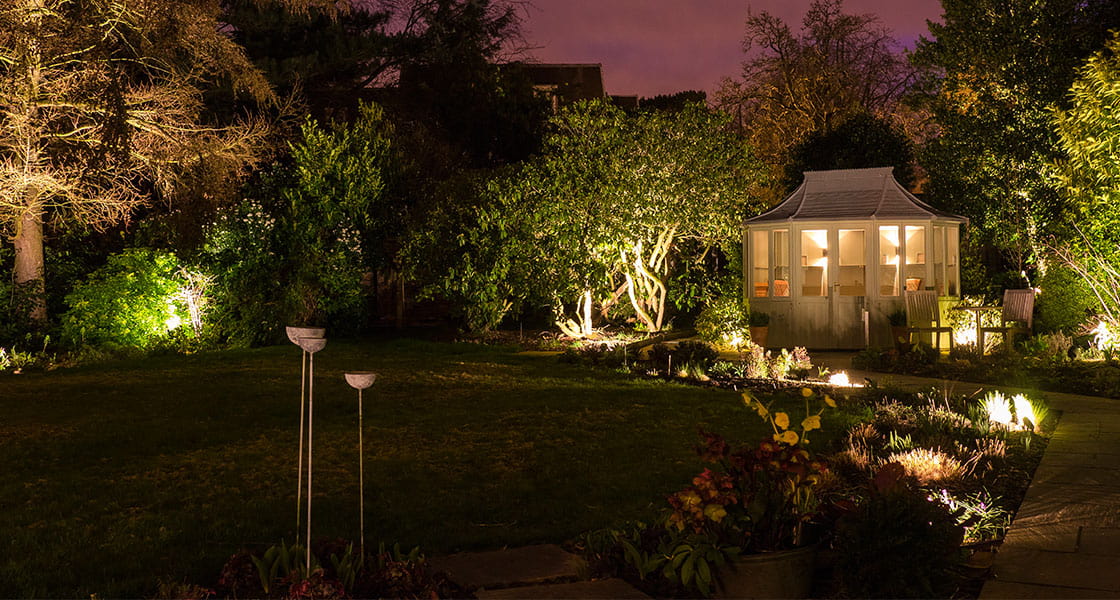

[517,0,944,98]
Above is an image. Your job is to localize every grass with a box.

[0,337,848,597]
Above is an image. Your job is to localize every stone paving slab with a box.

[1079,527,1120,556]
[982,580,1120,599]
[1021,482,1120,507]
[1001,524,1079,553]
[429,544,585,591]
[1041,438,1120,456]
[1030,464,1120,487]
[1014,501,1120,528]
[1034,450,1120,468]
[989,547,1120,591]
[477,579,650,599]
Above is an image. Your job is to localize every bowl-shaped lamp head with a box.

[286,326,326,345]
[344,371,377,390]
[297,336,327,354]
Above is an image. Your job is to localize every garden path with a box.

[811,353,1120,599]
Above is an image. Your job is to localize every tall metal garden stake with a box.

[344,372,377,558]
[286,326,324,545]
[298,336,327,573]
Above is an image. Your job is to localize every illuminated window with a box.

[801,230,827,297]
[905,226,926,292]
[752,230,768,297]
[774,230,790,297]
[879,226,899,296]
[947,227,959,296]
[838,229,865,296]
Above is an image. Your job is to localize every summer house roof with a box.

[745,167,967,224]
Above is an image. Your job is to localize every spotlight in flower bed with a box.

[981,391,1045,433]
[828,371,860,387]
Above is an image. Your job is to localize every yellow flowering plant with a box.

[668,387,836,552]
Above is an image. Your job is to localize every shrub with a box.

[59,249,206,349]
[832,464,964,598]
[1036,263,1096,334]
[695,295,750,350]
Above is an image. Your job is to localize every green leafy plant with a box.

[59,248,205,350]
[888,309,907,327]
[249,540,314,594]
[695,295,751,350]
[748,311,770,327]
[832,463,964,598]
[667,388,836,553]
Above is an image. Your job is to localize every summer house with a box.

[743,167,967,349]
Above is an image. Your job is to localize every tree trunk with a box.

[12,208,47,325]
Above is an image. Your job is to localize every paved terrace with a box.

[814,353,1120,599]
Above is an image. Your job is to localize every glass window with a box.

[752,230,768,297]
[933,225,945,295]
[838,229,865,296]
[879,226,899,296]
[801,230,828,297]
[774,230,789,297]
[947,226,959,296]
[904,225,927,292]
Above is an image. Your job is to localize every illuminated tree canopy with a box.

[1049,34,1120,324]
[909,0,1120,285]
[411,100,767,336]
[0,0,335,325]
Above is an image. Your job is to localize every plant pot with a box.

[718,544,818,599]
[750,326,769,349]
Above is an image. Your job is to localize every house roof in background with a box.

[746,167,967,224]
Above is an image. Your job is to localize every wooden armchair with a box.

[979,289,1035,352]
[905,290,954,351]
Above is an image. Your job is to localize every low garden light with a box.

[286,325,326,573]
[983,391,1014,427]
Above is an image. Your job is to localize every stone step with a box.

[478,579,650,599]
[429,544,585,590]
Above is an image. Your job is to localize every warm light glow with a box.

[954,323,977,346]
[1012,394,1037,431]
[1094,320,1119,352]
[984,391,1014,427]
[890,448,964,484]
[828,371,850,386]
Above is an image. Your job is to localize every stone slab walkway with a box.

[428,543,648,598]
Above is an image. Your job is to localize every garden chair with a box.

[905,289,954,351]
[979,289,1035,352]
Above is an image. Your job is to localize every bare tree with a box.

[715,0,915,195]
[0,0,318,324]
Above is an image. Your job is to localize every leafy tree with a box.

[0,0,345,326]
[1049,34,1120,326]
[205,102,392,344]
[783,112,916,193]
[640,90,707,113]
[715,0,914,195]
[909,0,1120,284]
[411,101,767,336]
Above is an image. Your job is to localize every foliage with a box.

[831,463,964,598]
[411,100,766,336]
[1035,263,1096,334]
[576,521,738,598]
[930,488,1011,545]
[695,294,751,350]
[0,0,277,324]
[204,102,392,345]
[1048,34,1120,329]
[215,539,457,600]
[747,311,770,328]
[887,308,907,327]
[715,0,915,197]
[910,0,1120,285]
[783,112,917,193]
[59,249,206,350]
[667,388,835,553]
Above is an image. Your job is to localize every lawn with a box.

[1,337,845,597]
